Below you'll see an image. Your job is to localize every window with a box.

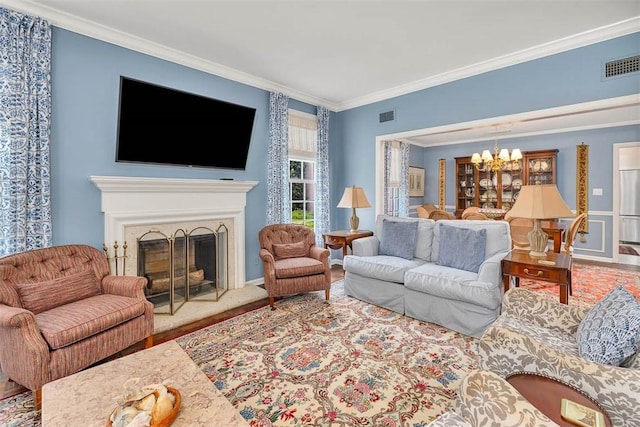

[290,159,315,228]
[288,110,317,229]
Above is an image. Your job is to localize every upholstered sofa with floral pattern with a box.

[426,369,558,426]
[0,244,154,407]
[479,287,640,426]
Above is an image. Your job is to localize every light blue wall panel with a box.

[333,32,640,246]
[48,26,639,271]
[50,28,319,281]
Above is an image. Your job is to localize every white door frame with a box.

[613,141,640,266]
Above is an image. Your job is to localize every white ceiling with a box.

[2,0,639,146]
[3,0,639,113]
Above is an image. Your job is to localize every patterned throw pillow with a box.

[576,285,640,366]
[379,219,418,260]
[437,224,486,273]
[14,270,101,314]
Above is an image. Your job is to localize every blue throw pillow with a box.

[437,224,486,273]
[379,219,418,260]
[577,285,640,366]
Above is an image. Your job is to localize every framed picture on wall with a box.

[409,166,425,197]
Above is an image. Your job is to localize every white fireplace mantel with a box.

[90,176,258,288]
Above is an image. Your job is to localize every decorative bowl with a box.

[106,386,181,427]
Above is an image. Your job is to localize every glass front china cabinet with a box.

[455,149,557,217]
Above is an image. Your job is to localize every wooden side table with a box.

[506,372,612,426]
[323,230,373,258]
[502,251,572,304]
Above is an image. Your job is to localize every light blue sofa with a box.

[343,215,511,338]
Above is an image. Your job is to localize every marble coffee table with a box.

[42,340,248,426]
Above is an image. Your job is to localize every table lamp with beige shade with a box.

[337,185,371,233]
[507,184,574,258]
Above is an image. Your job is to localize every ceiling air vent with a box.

[605,55,639,78]
[379,110,395,123]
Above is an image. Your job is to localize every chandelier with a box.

[471,137,522,172]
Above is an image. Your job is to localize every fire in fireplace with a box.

[137,225,228,315]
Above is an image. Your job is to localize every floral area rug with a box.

[177,282,478,426]
[2,263,637,426]
[519,262,640,309]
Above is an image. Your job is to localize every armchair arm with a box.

[458,370,559,426]
[0,304,50,391]
[479,325,640,426]
[351,236,379,257]
[309,245,330,264]
[259,248,276,288]
[102,275,148,299]
[477,250,509,286]
[502,288,588,334]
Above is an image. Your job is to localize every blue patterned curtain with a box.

[399,141,410,216]
[383,140,410,216]
[383,141,396,216]
[0,8,52,256]
[266,92,290,224]
[314,106,330,247]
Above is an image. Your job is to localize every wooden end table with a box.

[502,251,572,304]
[323,230,373,258]
[506,372,612,426]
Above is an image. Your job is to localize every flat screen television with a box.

[116,77,256,170]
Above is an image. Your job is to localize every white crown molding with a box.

[0,0,336,110]
[382,94,640,147]
[2,0,638,112]
[338,16,640,111]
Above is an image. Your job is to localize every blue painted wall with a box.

[49,28,639,278]
[50,28,335,281]
[332,33,640,256]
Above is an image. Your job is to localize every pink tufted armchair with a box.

[0,244,154,408]
[259,224,331,309]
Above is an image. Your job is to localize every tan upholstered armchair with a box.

[0,244,154,407]
[259,224,331,309]
[479,288,640,426]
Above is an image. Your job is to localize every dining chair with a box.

[429,209,455,221]
[462,206,488,220]
[562,213,588,254]
[417,203,438,219]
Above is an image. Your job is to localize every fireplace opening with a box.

[137,225,228,315]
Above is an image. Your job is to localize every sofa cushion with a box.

[344,255,424,284]
[437,224,486,273]
[576,285,640,366]
[404,263,501,310]
[35,294,147,349]
[274,257,325,279]
[272,241,308,260]
[375,215,435,261]
[14,270,101,314]
[379,218,418,260]
[432,220,510,263]
[491,314,580,357]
